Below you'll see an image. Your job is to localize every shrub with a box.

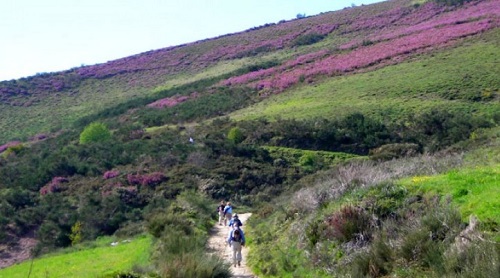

[323,205,373,243]
[158,251,231,278]
[351,237,393,277]
[103,170,120,179]
[292,33,326,46]
[434,0,471,6]
[1,143,24,158]
[299,152,324,172]
[444,240,500,277]
[127,172,167,187]
[69,221,82,246]
[227,127,245,144]
[100,272,141,278]
[369,143,420,161]
[79,122,111,144]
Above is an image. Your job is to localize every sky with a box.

[0,0,384,82]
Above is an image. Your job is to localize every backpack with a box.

[232,230,243,243]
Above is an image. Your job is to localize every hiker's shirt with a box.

[224,205,233,216]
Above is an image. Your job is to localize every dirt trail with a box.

[207,213,256,278]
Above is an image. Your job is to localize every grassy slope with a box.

[230,31,500,122]
[402,164,500,224]
[0,235,151,278]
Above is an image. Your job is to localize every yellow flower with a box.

[412,176,430,183]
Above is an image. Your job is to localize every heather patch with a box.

[39,177,69,195]
[221,0,498,93]
[147,92,199,109]
[0,141,22,153]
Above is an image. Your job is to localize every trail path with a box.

[207,213,256,278]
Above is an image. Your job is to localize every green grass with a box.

[229,34,500,122]
[401,164,500,224]
[0,235,152,278]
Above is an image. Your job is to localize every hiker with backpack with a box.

[217,200,226,226]
[228,213,242,228]
[227,223,246,267]
[223,202,233,226]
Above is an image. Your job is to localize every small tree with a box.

[227,127,244,144]
[69,221,83,246]
[296,13,306,19]
[79,122,111,144]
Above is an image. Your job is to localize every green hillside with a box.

[0,0,498,277]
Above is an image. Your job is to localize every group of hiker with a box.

[217,200,245,267]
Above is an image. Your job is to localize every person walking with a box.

[217,201,226,226]
[223,202,233,226]
[228,213,243,228]
[227,223,245,267]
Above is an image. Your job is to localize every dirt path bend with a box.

[207,213,256,278]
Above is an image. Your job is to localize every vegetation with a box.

[79,122,112,144]
[0,0,498,276]
[0,235,152,277]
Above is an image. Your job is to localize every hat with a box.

[233,213,238,218]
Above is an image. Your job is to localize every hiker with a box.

[217,200,226,226]
[223,202,233,226]
[227,223,245,267]
[228,213,243,227]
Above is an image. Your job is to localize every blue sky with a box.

[0,0,383,81]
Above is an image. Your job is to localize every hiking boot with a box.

[238,261,241,267]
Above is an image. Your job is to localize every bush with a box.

[292,33,326,46]
[227,127,245,144]
[434,0,471,6]
[369,143,420,161]
[444,240,500,277]
[146,213,193,238]
[158,251,231,278]
[79,122,111,144]
[351,237,393,277]
[323,205,373,243]
[299,152,323,171]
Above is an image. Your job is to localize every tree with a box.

[79,122,111,144]
[296,13,306,19]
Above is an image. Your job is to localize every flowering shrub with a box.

[101,182,123,197]
[127,172,167,186]
[0,141,22,153]
[103,170,120,179]
[323,205,373,243]
[39,177,69,195]
[147,93,197,109]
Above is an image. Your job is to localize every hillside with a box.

[0,0,499,276]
